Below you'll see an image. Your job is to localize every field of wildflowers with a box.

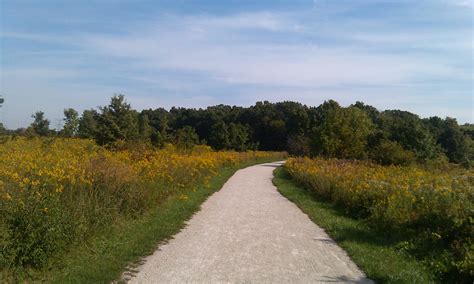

[0,137,285,269]
[285,157,473,281]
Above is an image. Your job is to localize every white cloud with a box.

[84,12,466,89]
[1,9,472,127]
[450,0,473,7]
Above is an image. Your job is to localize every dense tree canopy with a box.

[1,96,472,167]
[93,95,140,145]
[61,108,79,137]
[29,111,50,136]
[312,105,374,159]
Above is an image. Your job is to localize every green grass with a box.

[273,167,436,284]
[4,158,279,283]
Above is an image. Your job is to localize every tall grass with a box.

[0,137,285,270]
[285,157,473,282]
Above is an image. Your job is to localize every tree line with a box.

[1,95,473,167]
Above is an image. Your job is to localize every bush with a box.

[369,140,416,165]
[285,157,474,282]
[0,137,286,268]
[287,134,311,157]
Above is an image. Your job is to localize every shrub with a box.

[0,137,286,268]
[369,140,416,165]
[285,157,474,282]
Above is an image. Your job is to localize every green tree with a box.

[30,111,50,136]
[94,95,139,145]
[460,123,474,139]
[379,110,441,161]
[227,123,251,151]
[61,108,79,137]
[313,106,374,159]
[174,126,199,151]
[437,118,470,165]
[138,113,153,141]
[369,140,416,165]
[208,120,230,150]
[78,110,98,139]
[0,97,5,135]
[240,101,287,150]
[141,108,170,146]
[311,99,341,127]
[287,133,311,157]
[351,101,380,123]
[0,123,6,135]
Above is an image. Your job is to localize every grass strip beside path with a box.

[273,167,436,284]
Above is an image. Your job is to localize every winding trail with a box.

[127,162,371,283]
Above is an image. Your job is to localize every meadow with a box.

[284,157,473,282]
[0,137,285,278]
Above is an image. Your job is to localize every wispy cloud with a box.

[1,1,472,128]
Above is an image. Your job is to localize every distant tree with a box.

[275,101,310,137]
[78,110,98,139]
[351,101,380,123]
[240,101,287,151]
[0,97,5,135]
[142,108,169,134]
[378,110,441,161]
[227,123,251,151]
[369,140,416,166]
[287,134,311,157]
[61,108,79,137]
[312,106,374,159]
[208,120,230,150]
[460,123,474,139]
[0,123,6,135]
[311,100,340,127]
[141,108,170,146]
[138,113,153,141]
[174,126,199,151]
[435,118,470,165]
[30,111,50,136]
[94,95,139,145]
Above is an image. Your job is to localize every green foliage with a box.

[29,111,50,136]
[2,192,72,267]
[208,121,251,151]
[227,122,251,151]
[426,117,471,166]
[378,110,441,161]
[0,123,6,135]
[138,114,153,141]
[285,158,474,282]
[77,110,98,139]
[94,95,139,145]
[312,104,374,159]
[61,108,79,137]
[351,101,380,122]
[273,167,435,283]
[369,140,416,166]
[208,120,229,150]
[287,134,311,157]
[7,94,472,166]
[461,124,474,139]
[174,126,199,151]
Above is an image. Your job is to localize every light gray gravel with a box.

[127,161,372,283]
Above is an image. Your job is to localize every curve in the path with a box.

[127,161,371,283]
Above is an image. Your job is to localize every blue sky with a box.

[0,0,472,129]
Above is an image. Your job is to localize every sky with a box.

[0,0,472,129]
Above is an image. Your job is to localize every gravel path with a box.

[127,161,371,283]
